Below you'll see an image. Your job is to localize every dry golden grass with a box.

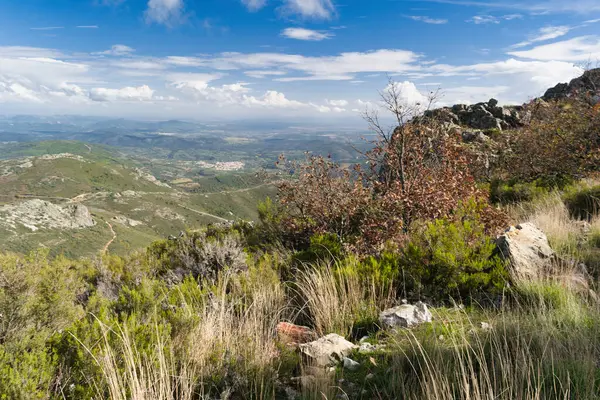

[86,191,600,400]
[508,191,581,255]
[90,270,289,400]
[296,260,394,337]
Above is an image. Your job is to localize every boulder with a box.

[469,107,502,130]
[299,334,357,367]
[496,223,554,281]
[379,302,432,329]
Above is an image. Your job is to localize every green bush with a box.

[398,200,508,302]
[490,179,549,205]
[293,233,344,264]
[563,184,600,220]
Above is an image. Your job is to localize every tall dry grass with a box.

[296,260,394,337]
[87,192,600,400]
[91,270,289,400]
[376,287,600,400]
[508,191,581,255]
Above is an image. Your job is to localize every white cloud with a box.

[467,14,522,24]
[164,56,205,67]
[243,90,306,108]
[503,14,523,20]
[276,74,353,81]
[326,99,348,106]
[508,36,600,61]
[166,73,307,109]
[468,15,499,24]
[281,27,333,41]
[406,15,448,24]
[111,59,166,70]
[281,0,335,19]
[76,25,99,29]
[512,26,572,48]
[30,26,64,30]
[89,85,155,102]
[387,81,429,109]
[244,70,288,78]
[241,0,267,11]
[95,44,135,56]
[414,0,600,14]
[145,0,184,26]
[0,46,63,58]
[204,49,420,80]
[428,58,583,101]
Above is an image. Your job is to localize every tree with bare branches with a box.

[274,79,504,252]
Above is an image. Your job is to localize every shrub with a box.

[147,230,247,285]
[563,183,600,220]
[490,179,549,205]
[397,200,508,302]
[498,99,600,185]
[293,233,344,264]
[275,81,506,253]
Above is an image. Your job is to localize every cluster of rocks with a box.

[276,301,433,373]
[543,68,600,103]
[422,98,529,133]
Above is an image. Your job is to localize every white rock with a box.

[299,334,357,367]
[496,223,554,281]
[379,302,432,329]
[343,357,360,371]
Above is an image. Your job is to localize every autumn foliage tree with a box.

[275,80,504,253]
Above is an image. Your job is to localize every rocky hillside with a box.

[422,68,600,133]
[543,68,600,102]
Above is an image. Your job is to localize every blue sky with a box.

[0,0,599,121]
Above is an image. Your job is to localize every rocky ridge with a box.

[543,68,600,102]
[419,68,600,144]
[0,199,96,232]
[423,98,529,133]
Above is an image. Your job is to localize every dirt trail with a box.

[102,221,117,253]
[178,204,230,223]
[198,182,281,196]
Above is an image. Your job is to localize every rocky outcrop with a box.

[0,200,96,231]
[299,334,357,367]
[379,302,432,329]
[543,68,600,103]
[496,223,554,281]
[422,98,528,132]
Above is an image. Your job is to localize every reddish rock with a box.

[276,322,316,344]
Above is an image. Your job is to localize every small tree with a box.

[276,79,504,253]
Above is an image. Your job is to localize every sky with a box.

[0,0,599,122]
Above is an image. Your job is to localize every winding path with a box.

[178,204,230,223]
[102,221,117,253]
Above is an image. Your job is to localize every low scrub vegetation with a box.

[1,81,600,399]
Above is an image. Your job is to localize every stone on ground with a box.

[379,302,432,329]
[299,333,357,367]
